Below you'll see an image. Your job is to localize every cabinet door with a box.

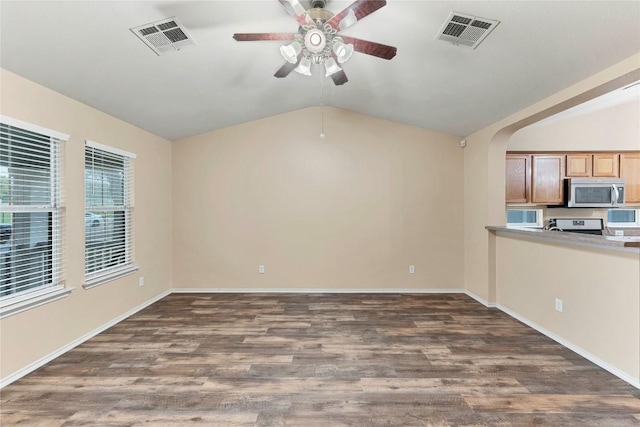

[592,153,619,177]
[566,154,591,177]
[531,155,564,204]
[620,153,640,203]
[505,155,529,203]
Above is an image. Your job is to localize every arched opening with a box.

[464,57,640,305]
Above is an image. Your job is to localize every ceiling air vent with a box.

[131,17,196,56]
[435,12,499,49]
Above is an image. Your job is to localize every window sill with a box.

[83,265,139,290]
[0,286,74,320]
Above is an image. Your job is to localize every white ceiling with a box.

[1,1,639,141]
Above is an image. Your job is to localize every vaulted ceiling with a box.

[1,1,639,141]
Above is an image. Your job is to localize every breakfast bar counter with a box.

[486,226,640,252]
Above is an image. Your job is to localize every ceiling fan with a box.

[232,0,397,86]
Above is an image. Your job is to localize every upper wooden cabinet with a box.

[531,155,564,204]
[620,153,640,204]
[505,154,530,203]
[565,153,619,177]
[592,153,619,177]
[566,154,592,177]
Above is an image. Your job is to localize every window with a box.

[0,115,71,318]
[84,141,136,288]
[506,208,544,228]
[607,208,640,227]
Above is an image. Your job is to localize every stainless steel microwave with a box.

[566,178,625,208]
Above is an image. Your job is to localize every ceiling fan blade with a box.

[278,0,311,26]
[274,55,302,78]
[233,33,297,41]
[325,0,387,32]
[340,36,397,60]
[330,69,349,86]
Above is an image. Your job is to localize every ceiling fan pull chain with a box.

[320,69,325,140]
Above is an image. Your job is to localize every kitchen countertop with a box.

[486,226,640,252]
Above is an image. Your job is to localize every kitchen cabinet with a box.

[505,154,530,203]
[620,153,640,204]
[506,151,639,206]
[593,153,619,177]
[565,153,619,177]
[566,154,591,177]
[531,155,564,204]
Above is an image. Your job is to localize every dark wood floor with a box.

[1,293,639,426]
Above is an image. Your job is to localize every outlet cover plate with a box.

[555,298,563,312]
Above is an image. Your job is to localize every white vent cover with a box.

[131,17,196,56]
[436,12,499,49]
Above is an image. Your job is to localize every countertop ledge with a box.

[486,226,640,252]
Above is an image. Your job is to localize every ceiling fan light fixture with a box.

[304,29,326,53]
[332,38,354,63]
[324,57,342,77]
[295,57,313,76]
[280,41,302,63]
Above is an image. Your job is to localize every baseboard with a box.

[171,287,467,294]
[464,290,497,308]
[0,290,171,389]
[497,303,640,389]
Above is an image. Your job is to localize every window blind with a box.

[84,141,135,283]
[0,117,66,301]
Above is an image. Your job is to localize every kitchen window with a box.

[506,208,543,228]
[84,141,137,288]
[607,208,640,227]
[0,116,71,319]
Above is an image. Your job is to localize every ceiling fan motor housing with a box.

[311,0,327,8]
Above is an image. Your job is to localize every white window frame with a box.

[506,208,544,228]
[84,140,137,289]
[607,208,640,228]
[0,115,73,319]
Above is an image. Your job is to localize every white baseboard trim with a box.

[171,287,467,294]
[464,290,497,308]
[497,303,640,390]
[0,290,171,389]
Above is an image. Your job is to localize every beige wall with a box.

[509,99,640,151]
[172,107,464,290]
[0,69,173,380]
[495,235,640,383]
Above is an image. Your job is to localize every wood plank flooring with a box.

[2,293,639,426]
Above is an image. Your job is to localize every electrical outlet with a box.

[614,230,624,236]
[258,265,265,274]
[555,298,563,312]
[138,277,144,287]
[409,265,415,274]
